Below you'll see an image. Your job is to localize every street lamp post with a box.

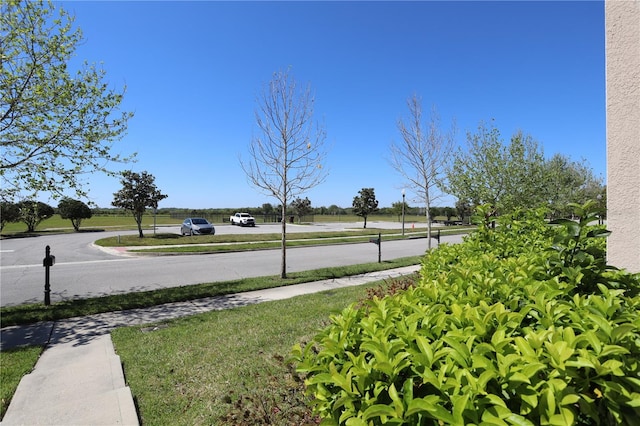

[153,206,158,235]
[402,189,406,236]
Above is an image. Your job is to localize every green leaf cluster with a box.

[16,200,55,232]
[0,201,21,231]
[444,121,604,218]
[292,204,640,425]
[1,0,134,200]
[112,170,167,238]
[546,201,616,296]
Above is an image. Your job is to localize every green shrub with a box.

[292,204,640,425]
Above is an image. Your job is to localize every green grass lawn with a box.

[111,281,385,425]
[95,227,428,247]
[0,346,44,418]
[95,227,473,255]
[0,214,181,234]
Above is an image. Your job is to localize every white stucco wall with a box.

[606,0,640,272]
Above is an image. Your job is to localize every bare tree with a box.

[241,69,328,278]
[390,95,456,249]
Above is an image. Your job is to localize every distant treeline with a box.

[91,205,458,220]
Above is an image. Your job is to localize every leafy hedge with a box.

[292,204,640,425]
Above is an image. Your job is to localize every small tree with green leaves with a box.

[446,121,547,216]
[1,201,21,231]
[545,154,605,219]
[352,188,378,229]
[1,0,134,201]
[58,198,92,231]
[17,200,54,232]
[291,197,312,223]
[112,171,167,238]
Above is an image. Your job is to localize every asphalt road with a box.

[0,222,463,307]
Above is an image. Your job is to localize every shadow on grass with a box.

[148,233,182,240]
[1,279,251,328]
[1,229,106,239]
[0,232,42,239]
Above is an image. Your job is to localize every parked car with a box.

[229,212,256,227]
[181,218,215,236]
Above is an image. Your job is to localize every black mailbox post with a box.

[43,245,55,305]
[369,232,381,263]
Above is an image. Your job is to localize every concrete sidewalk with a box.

[0,265,420,425]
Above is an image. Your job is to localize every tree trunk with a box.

[280,204,287,279]
[135,213,144,238]
[426,206,432,250]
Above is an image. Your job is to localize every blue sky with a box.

[57,0,606,210]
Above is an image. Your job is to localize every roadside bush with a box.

[292,204,640,425]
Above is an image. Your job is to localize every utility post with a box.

[153,206,157,235]
[402,189,406,236]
